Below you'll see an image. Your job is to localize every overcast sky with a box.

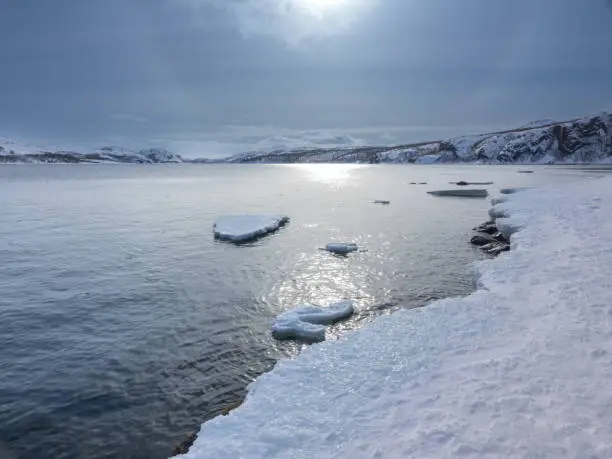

[1,0,612,156]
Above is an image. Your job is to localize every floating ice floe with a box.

[271,300,355,342]
[450,181,494,186]
[427,189,488,198]
[213,215,289,243]
[323,243,359,255]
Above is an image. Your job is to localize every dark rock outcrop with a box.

[471,234,497,246]
[473,221,498,235]
[471,221,511,256]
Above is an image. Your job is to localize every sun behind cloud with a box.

[179,0,373,46]
[296,0,349,18]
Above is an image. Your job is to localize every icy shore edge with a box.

[213,215,289,243]
[175,176,612,459]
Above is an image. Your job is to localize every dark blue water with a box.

[0,164,580,459]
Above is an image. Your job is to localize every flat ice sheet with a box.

[271,301,355,342]
[177,177,612,459]
[213,215,289,243]
[427,189,488,198]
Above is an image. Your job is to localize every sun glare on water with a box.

[291,163,365,185]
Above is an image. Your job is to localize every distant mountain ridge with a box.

[0,143,183,164]
[227,112,612,164]
[1,111,611,164]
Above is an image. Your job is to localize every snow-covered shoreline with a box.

[175,175,612,459]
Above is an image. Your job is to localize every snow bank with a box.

[213,215,289,243]
[271,301,355,342]
[177,176,612,459]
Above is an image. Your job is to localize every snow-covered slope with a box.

[228,112,612,164]
[0,141,183,164]
[374,112,609,164]
[175,176,612,459]
[518,118,558,129]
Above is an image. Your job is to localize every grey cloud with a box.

[1,0,612,149]
[177,0,376,46]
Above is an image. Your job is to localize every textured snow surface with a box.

[271,301,355,342]
[176,176,612,459]
[213,215,289,243]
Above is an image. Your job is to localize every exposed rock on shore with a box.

[471,220,510,256]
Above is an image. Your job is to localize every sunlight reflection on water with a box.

[267,251,374,308]
[287,163,367,185]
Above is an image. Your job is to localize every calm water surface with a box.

[0,164,590,458]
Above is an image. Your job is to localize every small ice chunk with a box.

[450,181,494,186]
[272,301,355,342]
[324,243,359,254]
[427,189,488,198]
[213,215,289,243]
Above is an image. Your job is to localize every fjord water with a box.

[0,164,586,459]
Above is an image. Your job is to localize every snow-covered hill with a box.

[228,112,612,164]
[2,111,611,164]
[0,142,183,164]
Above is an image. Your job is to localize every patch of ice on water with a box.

[271,301,355,342]
[324,243,359,254]
[213,215,289,243]
[428,189,488,198]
